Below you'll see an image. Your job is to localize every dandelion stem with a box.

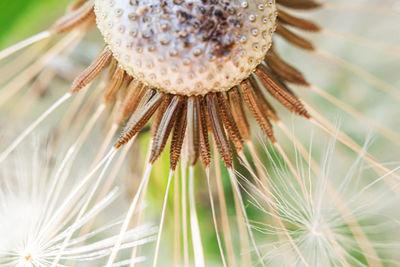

[53,83,92,146]
[153,170,175,267]
[231,173,252,267]
[0,92,72,163]
[314,49,400,102]
[106,163,153,267]
[174,166,181,267]
[0,40,48,85]
[36,143,77,237]
[78,133,136,241]
[277,122,320,179]
[213,141,237,267]
[91,123,119,167]
[322,28,400,58]
[66,81,104,136]
[227,168,266,267]
[13,69,57,118]
[129,139,154,267]
[0,31,51,61]
[307,84,400,146]
[205,167,227,267]
[181,157,190,267]
[0,31,82,106]
[305,103,400,193]
[65,104,106,168]
[245,141,269,186]
[322,2,400,16]
[189,166,205,267]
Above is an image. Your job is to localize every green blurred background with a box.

[0,0,70,48]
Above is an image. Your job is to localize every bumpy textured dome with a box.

[94,0,277,95]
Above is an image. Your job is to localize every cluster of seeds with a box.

[33,0,322,169]
[95,0,277,95]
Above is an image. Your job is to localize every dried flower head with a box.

[0,0,321,169]
[0,0,399,266]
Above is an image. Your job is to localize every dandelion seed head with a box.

[1,1,400,264]
[0,0,315,168]
[94,0,277,95]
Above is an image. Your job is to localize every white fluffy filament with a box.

[0,92,72,163]
[153,170,175,267]
[106,163,153,266]
[0,31,51,61]
[205,167,227,267]
[227,168,266,267]
[189,166,205,267]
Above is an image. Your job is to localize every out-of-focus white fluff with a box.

[0,137,156,266]
[240,131,400,267]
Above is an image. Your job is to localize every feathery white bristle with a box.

[240,132,400,266]
[0,31,51,61]
[0,140,155,266]
[107,163,153,266]
[0,93,72,163]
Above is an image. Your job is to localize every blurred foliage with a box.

[0,0,70,48]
